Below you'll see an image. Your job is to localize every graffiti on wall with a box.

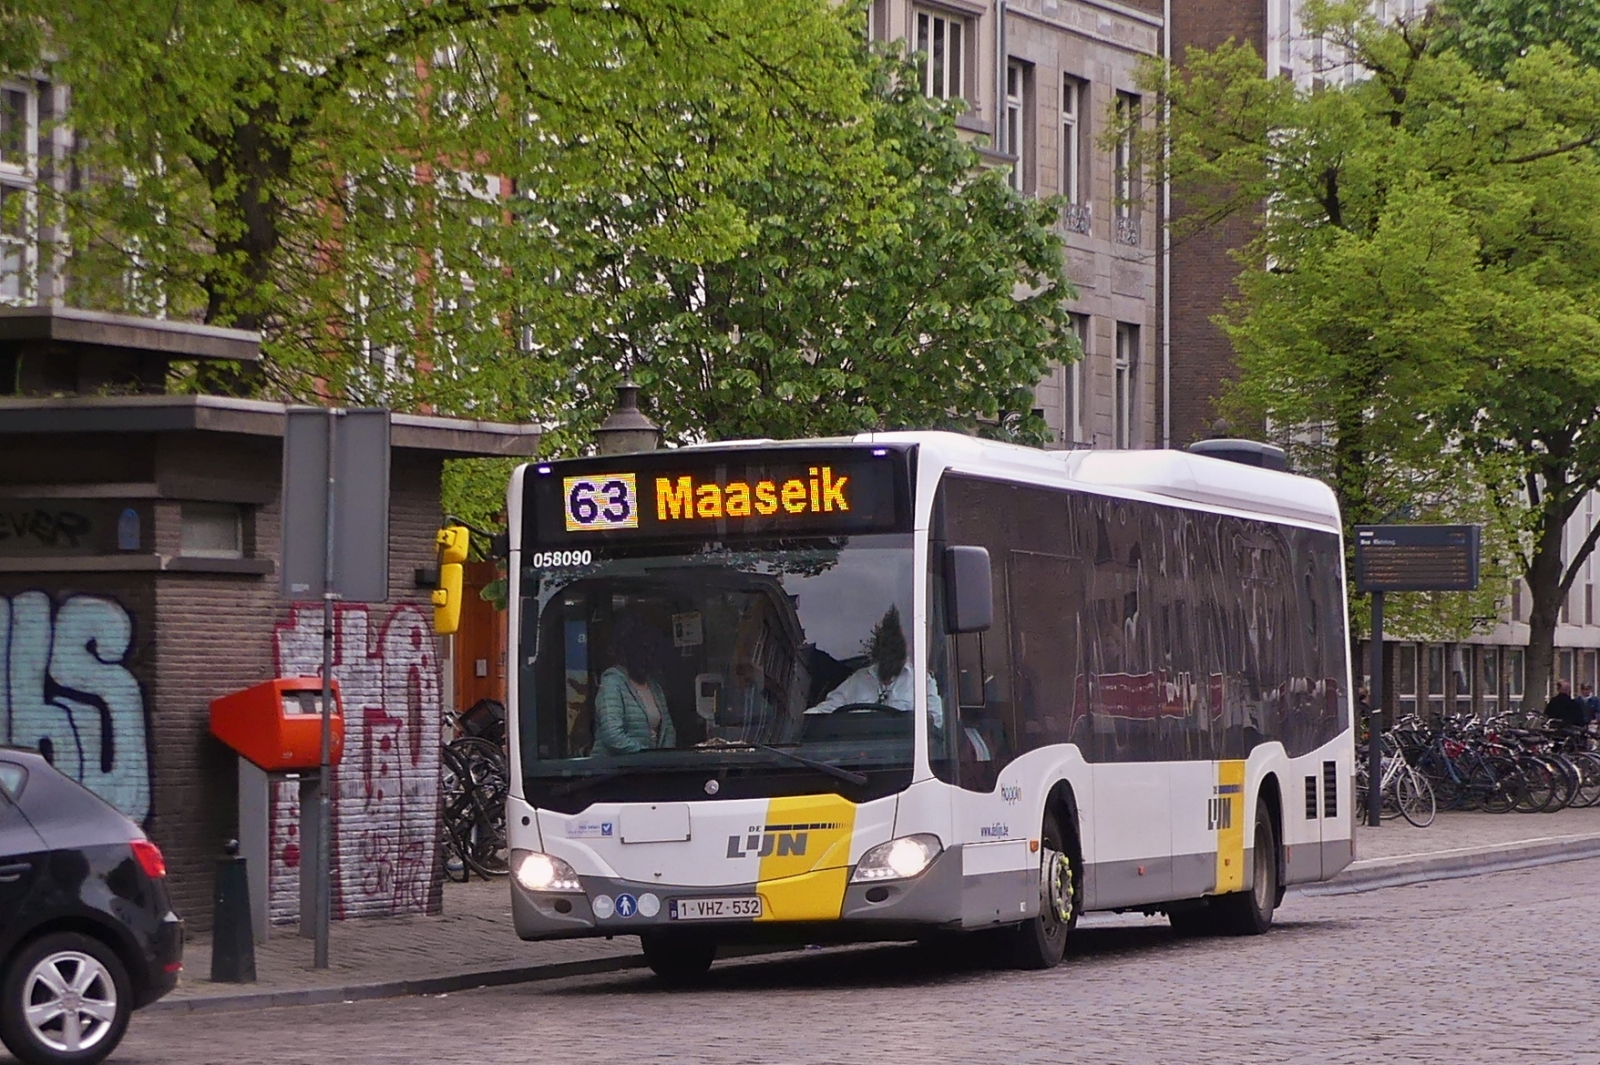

[0,591,151,824]
[268,604,441,922]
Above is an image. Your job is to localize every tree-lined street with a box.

[103,861,1600,1065]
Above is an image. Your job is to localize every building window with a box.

[181,503,244,559]
[867,0,889,40]
[915,8,967,102]
[1067,313,1089,445]
[1062,75,1085,203]
[1560,649,1575,689]
[1512,580,1523,622]
[1394,642,1417,716]
[1396,643,1417,695]
[0,81,38,305]
[1004,61,1034,194]
[1452,646,1472,715]
[1508,648,1525,705]
[1588,583,1595,626]
[1114,322,1138,448]
[1113,91,1141,245]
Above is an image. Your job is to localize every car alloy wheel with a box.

[21,950,119,1057]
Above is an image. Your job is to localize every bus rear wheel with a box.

[639,931,716,984]
[1000,808,1081,970]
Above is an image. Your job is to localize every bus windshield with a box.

[518,534,920,808]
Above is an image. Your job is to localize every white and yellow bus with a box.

[504,432,1354,977]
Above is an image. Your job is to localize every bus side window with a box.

[954,629,1010,793]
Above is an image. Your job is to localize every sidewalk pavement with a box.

[155,806,1600,1013]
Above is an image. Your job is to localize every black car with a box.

[0,747,182,1065]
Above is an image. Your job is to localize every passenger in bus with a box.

[804,605,943,729]
[592,618,678,755]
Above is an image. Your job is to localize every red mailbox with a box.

[210,678,344,771]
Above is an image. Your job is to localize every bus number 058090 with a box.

[529,550,593,568]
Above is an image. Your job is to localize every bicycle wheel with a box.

[448,736,508,789]
[1570,751,1600,808]
[1514,756,1556,812]
[1548,754,1580,812]
[1418,751,1466,810]
[1471,755,1522,814]
[1397,768,1436,828]
[439,745,474,882]
[459,809,509,878]
[1379,758,1404,819]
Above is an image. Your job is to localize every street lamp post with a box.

[595,380,661,455]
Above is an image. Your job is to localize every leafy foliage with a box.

[11,2,1074,453]
[527,45,1077,450]
[1150,3,1600,695]
[1432,0,1600,77]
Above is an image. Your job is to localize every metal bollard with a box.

[211,839,257,983]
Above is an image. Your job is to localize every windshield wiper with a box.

[714,741,869,787]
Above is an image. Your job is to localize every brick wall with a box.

[2,429,452,930]
[261,450,448,926]
[1169,0,1267,446]
[149,437,281,922]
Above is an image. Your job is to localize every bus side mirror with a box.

[432,525,470,634]
[944,545,992,634]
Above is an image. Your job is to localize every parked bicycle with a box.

[440,699,509,880]
[1357,733,1436,827]
[1376,711,1600,815]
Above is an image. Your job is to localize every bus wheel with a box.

[639,931,716,984]
[1001,808,1081,970]
[1214,800,1278,936]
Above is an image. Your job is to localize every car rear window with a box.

[0,762,24,800]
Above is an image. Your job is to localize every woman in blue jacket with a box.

[593,618,676,755]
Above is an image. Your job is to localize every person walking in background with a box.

[1578,682,1600,727]
[1543,679,1585,729]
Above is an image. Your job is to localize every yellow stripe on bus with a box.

[755,794,858,922]
[1215,760,1246,894]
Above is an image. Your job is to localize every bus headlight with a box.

[850,835,942,883]
[512,850,581,893]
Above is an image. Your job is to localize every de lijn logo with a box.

[724,820,842,859]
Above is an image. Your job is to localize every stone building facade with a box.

[870,0,1166,450]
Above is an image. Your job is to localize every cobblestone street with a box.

[95,858,1600,1065]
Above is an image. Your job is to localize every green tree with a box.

[524,45,1076,449]
[1150,3,1600,703]
[12,3,1075,452]
[1432,0,1600,77]
[8,0,886,409]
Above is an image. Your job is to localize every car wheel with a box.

[0,932,132,1065]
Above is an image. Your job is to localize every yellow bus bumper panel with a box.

[753,794,858,922]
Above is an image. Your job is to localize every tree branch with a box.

[305,0,567,108]
[1504,129,1600,165]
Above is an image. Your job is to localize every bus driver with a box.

[804,605,943,729]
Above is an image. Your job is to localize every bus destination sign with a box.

[527,447,912,546]
[1353,525,1481,593]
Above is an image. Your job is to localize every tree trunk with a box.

[1522,499,1567,713]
